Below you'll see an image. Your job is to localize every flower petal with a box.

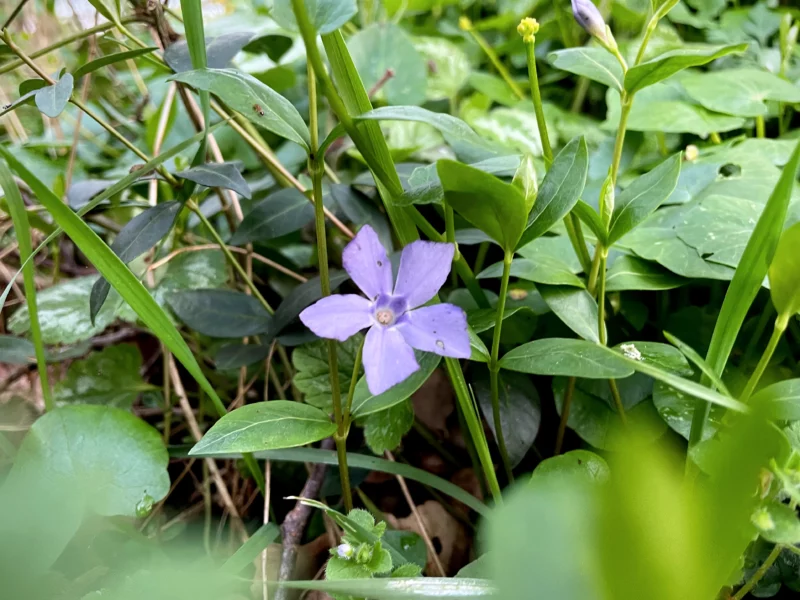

[397,304,470,359]
[299,294,372,341]
[342,225,393,301]
[394,241,455,308]
[363,325,420,395]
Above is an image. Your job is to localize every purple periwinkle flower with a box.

[571,0,608,41]
[300,225,470,395]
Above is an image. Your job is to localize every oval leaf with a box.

[176,163,252,199]
[768,221,800,320]
[168,289,272,337]
[34,74,74,118]
[229,188,314,246]
[548,47,624,92]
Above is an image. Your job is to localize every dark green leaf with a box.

[624,43,748,93]
[34,74,73,118]
[500,338,629,378]
[351,352,441,417]
[364,400,414,454]
[605,255,687,291]
[229,188,314,246]
[271,271,349,336]
[478,257,584,287]
[214,342,272,370]
[654,381,724,441]
[548,47,624,91]
[271,0,357,34]
[0,334,36,364]
[438,159,527,252]
[293,335,363,409]
[608,154,681,245]
[242,34,293,61]
[176,163,252,199]
[7,405,169,517]
[189,401,337,454]
[468,71,520,106]
[330,185,393,250]
[467,305,528,334]
[572,200,608,245]
[73,47,158,79]
[519,136,588,248]
[170,68,310,149]
[538,284,602,343]
[168,289,272,338]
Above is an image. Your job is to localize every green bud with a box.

[355,543,373,565]
[599,171,615,230]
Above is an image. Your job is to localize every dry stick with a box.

[275,438,334,600]
[385,451,446,577]
[148,83,178,206]
[168,356,248,542]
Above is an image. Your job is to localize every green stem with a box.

[608,379,628,424]
[343,337,365,425]
[467,27,525,101]
[308,60,353,512]
[634,19,657,65]
[740,317,787,404]
[445,357,502,502]
[190,203,274,313]
[597,250,608,345]
[555,377,576,454]
[756,115,766,139]
[474,241,489,274]
[733,544,782,600]
[611,94,633,183]
[489,251,514,482]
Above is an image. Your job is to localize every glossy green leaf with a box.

[170,68,310,149]
[54,344,151,408]
[571,200,608,246]
[608,154,682,245]
[624,43,748,93]
[518,136,588,248]
[438,159,527,252]
[364,400,414,454]
[690,141,800,443]
[530,449,610,485]
[467,305,528,334]
[654,380,725,441]
[330,185,393,249]
[214,342,272,370]
[606,255,687,291]
[548,47,624,91]
[34,74,73,118]
[90,201,182,323]
[73,47,158,79]
[478,257,584,287]
[351,351,440,417]
[681,68,800,117]
[0,335,36,364]
[271,271,349,336]
[229,188,314,246]
[768,222,800,320]
[293,335,363,409]
[754,502,800,545]
[272,0,357,34]
[168,289,272,338]
[538,284,602,343]
[500,338,629,378]
[7,405,169,517]
[189,401,337,455]
[469,327,490,363]
[175,163,252,199]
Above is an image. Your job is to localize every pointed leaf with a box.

[73,48,158,79]
[538,284,603,343]
[548,47,624,91]
[229,188,314,246]
[351,352,441,417]
[271,271,350,336]
[768,221,800,320]
[176,163,251,199]
[168,289,272,337]
[34,74,73,118]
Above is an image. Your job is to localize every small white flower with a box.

[620,343,642,361]
[336,543,354,559]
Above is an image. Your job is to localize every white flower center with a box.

[376,309,394,325]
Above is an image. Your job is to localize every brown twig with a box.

[275,437,335,600]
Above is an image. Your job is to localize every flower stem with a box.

[466,26,525,101]
[740,316,787,404]
[733,544,782,600]
[489,250,515,483]
[308,61,353,512]
[523,37,592,276]
[756,115,766,138]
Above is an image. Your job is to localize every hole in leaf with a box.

[719,163,742,178]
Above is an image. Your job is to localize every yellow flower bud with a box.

[684,144,699,162]
[459,16,473,31]
[517,17,540,43]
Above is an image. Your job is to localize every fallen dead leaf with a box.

[412,369,453,438]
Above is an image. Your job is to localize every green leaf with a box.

[654,380,725,441]
[168,289,272,338]
[330,185,393,249]
[469,107,549,158]
[478,257,584,287]
[513,154,538,215]
[364,400,414,454]
[351,351,440,417]
[220,522,281,575]
[518,136,588,248]
[214,342,272,370]
[438,159,527,252]
[7,405,169,517]
[468,71,520,107]
[624,43,748,93]
[530,450,610,485]
[73,47,158,79]
[548,47,624,91]
[754,502,800,545]
[279,578,494,598]
[690,141,800,443]
[355,105,500,163]
[271,271,350,336]
[751,379,800,420]
[163,32,256,73]
[662,331,731,396]
[469,327,490,363]
[271,0,357,34]
[189,401,337,455]
[413,36,470,101]
[500,338,629,378]
[0,334,36,364]
[607,154,682,246]
[229,188,314,246]
[475,371,540,467]
[190,445,488,515]
[538,284,602,343]
[606,255,687,291]
[347,22,427,106]
[85,0,119,23]
[243,34,293,61]
[175,163,252,199]
[54,344,151,408]
[90,201,183,323]
[467,305,528,334]
[681,68,800,117]
[293,335,363,409]
[769,222,800,320]
[170,68,310,149]
[34,73,73,118]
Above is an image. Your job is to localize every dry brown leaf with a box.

[412,369,453,437]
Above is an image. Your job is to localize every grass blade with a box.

[0,160,53,410]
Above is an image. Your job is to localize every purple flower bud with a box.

[571,0,607,41]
